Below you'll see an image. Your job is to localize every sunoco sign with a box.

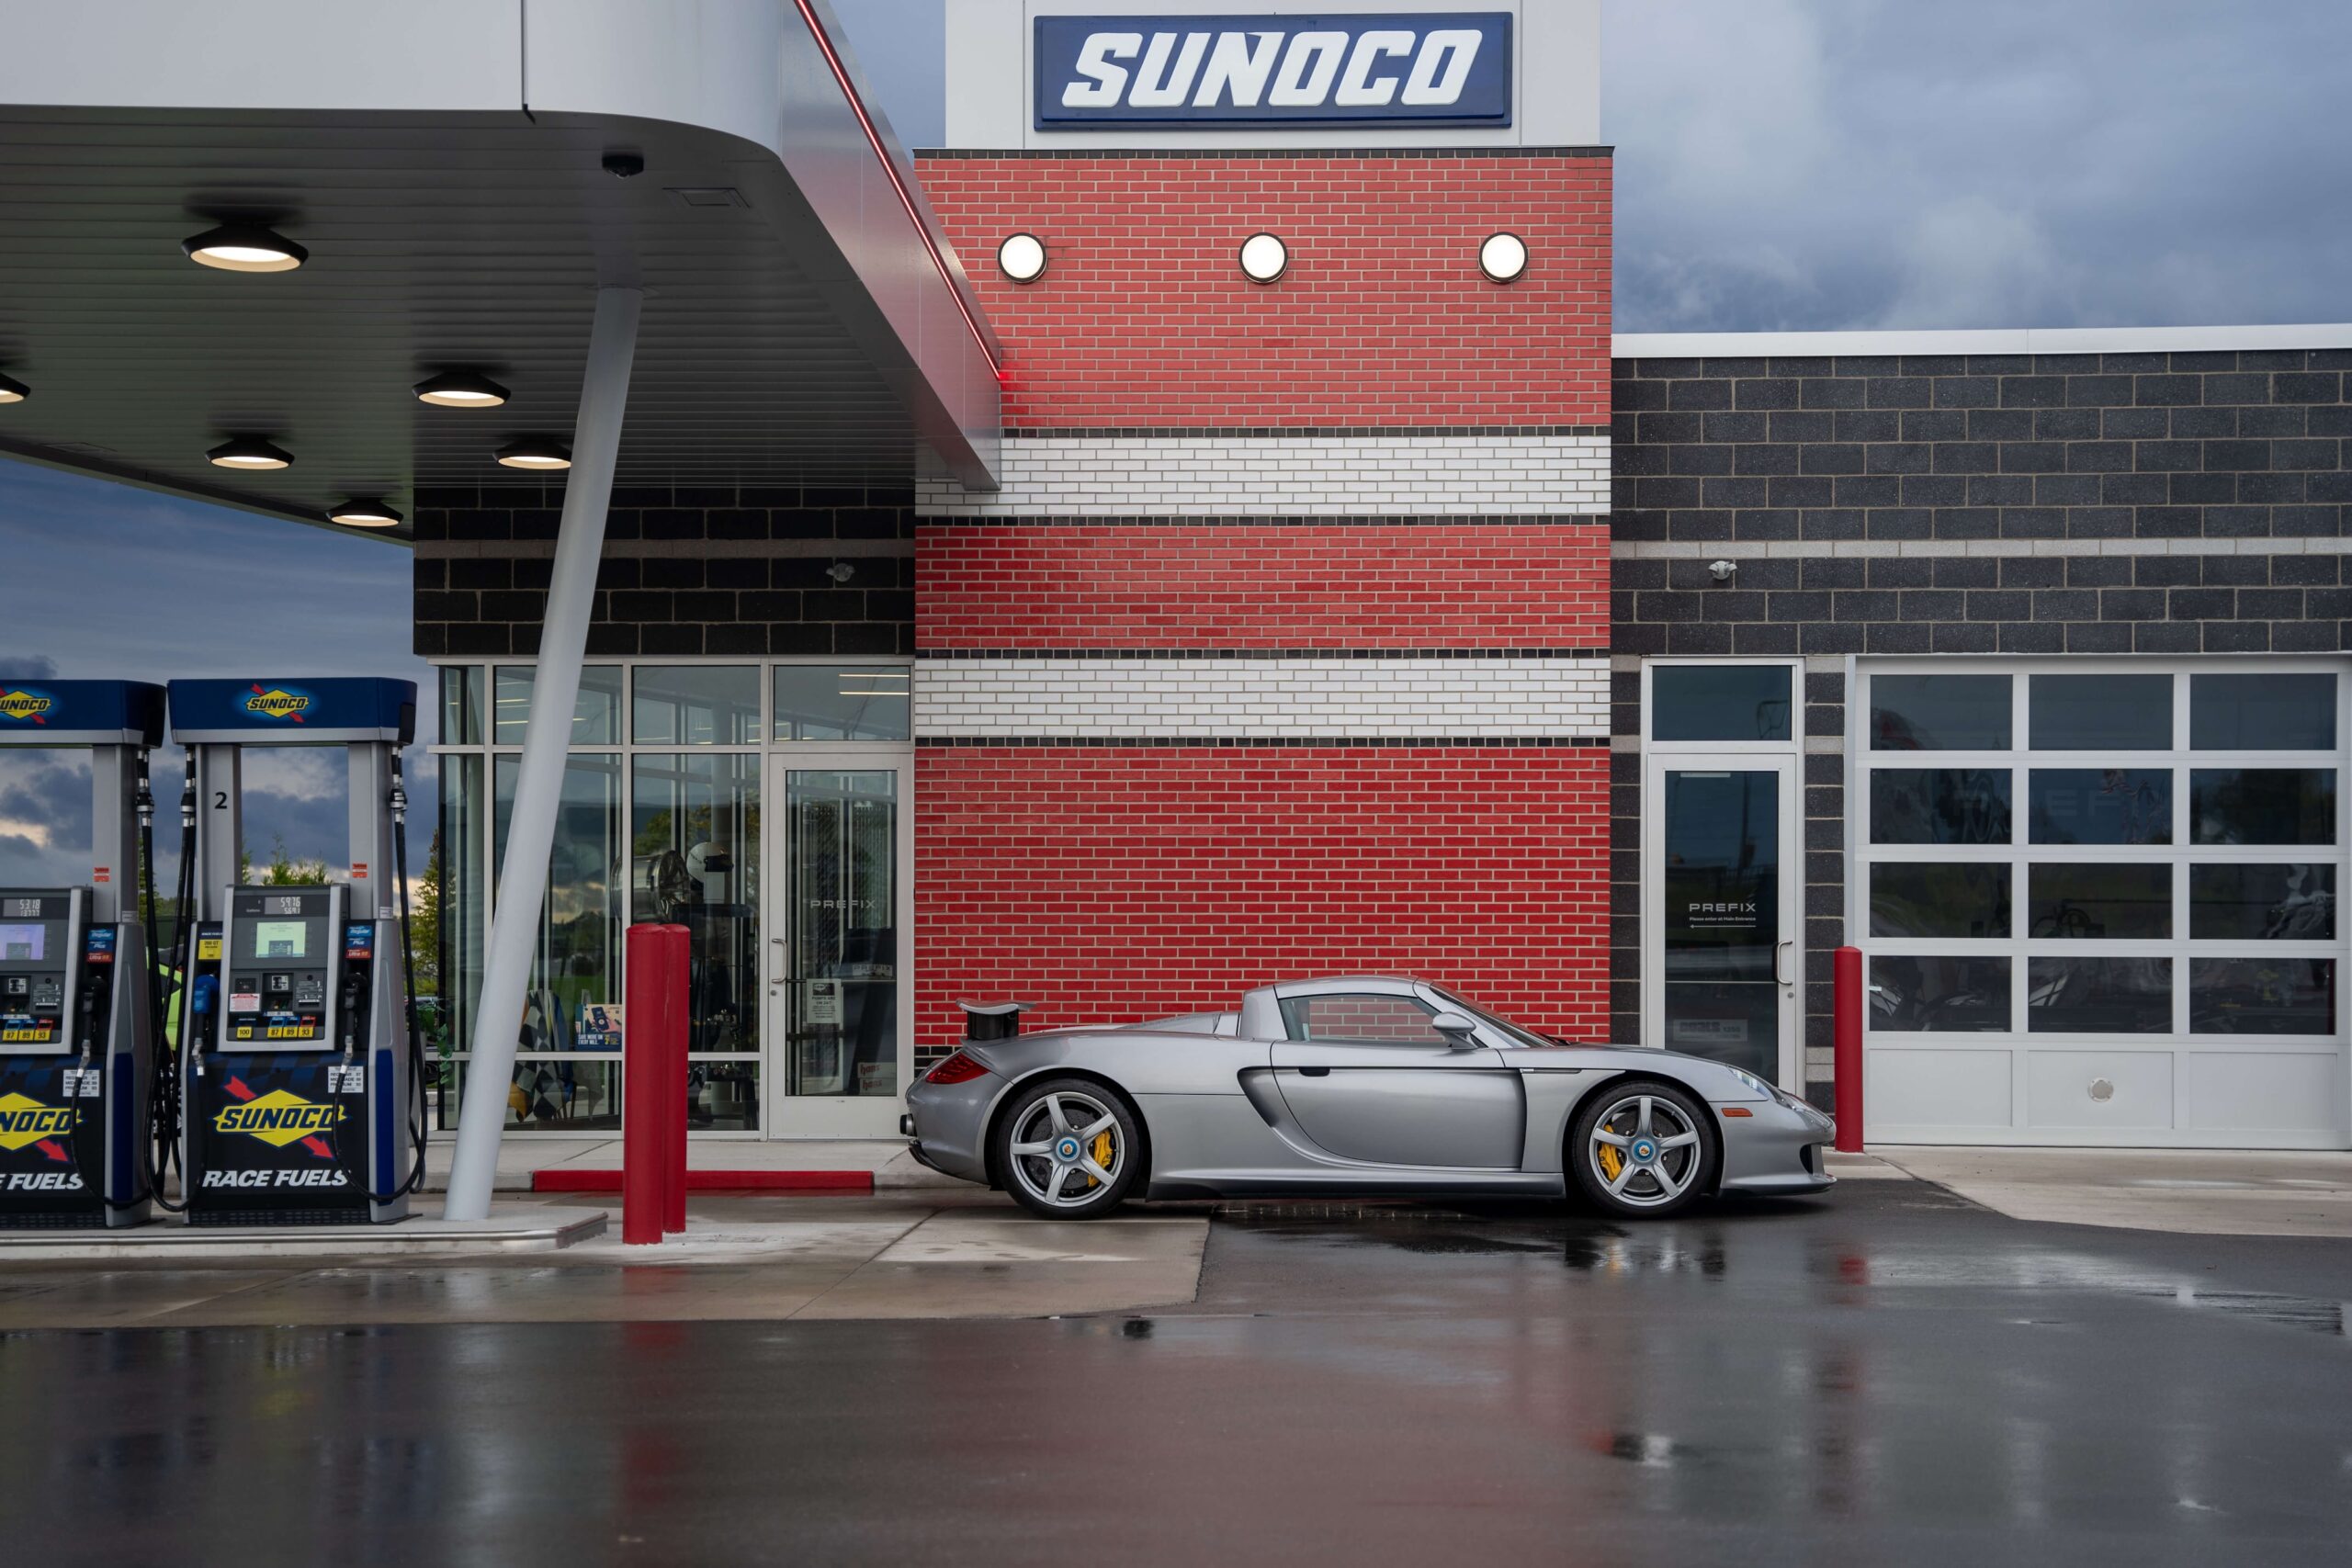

[1035,13,1511,129]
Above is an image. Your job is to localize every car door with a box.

[1269,990,1525,1168]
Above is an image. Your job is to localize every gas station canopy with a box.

[0,0,1001,541]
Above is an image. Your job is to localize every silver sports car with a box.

[902,975,1836,1221]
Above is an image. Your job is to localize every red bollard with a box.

[1833,945,1864,1152]
[624,923,690,1245]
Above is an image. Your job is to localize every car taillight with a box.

[924,1050,990,1086]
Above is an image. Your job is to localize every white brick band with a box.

[913,656,1610,739]
[918,434,1611,517]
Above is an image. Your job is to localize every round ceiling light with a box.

[1479,231,1530,284]
[1238,231,1288,284]
[182,222,308,274]
[495,437,571,471]
[414,370,511,408]
[327,499,403,528]
[0,372,26,404]
[996,232,1047,283]
[207,436,294,470]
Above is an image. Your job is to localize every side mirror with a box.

[1430,1010,1481,1048]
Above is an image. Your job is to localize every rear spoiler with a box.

[957,999,1035,1042]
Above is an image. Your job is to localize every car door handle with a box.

[1297,1066,1330,1077]
[1773,940,1793,987]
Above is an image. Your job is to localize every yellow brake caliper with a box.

[1086,1130,1115,1188]
[1597,1141,1624,1180]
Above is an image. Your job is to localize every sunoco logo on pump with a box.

[0,1091,75,1149]
[243,684,311,722]
[215,1089,343,1146]
[0,689,54,725]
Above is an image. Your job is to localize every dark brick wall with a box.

[411,482,916,659]
[1609,347,2352,1102]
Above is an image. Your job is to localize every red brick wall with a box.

[917,523,1609,649]
[916,152,1611,428]
[914,744,1611,1055]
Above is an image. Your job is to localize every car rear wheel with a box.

[1569,1080,1714,1219]
[995,1077,1143,1221]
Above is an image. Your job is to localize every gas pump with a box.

[166,678,425,1225]
[0,680,164,1228]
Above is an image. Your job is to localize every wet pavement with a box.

[6,1180,2352,1565]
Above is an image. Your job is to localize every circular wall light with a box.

[0,372,26,404]
[207,436,293,470]
[996,232,1047,284]
[327,499,403,528]
[414,371,511,408]
[1238,231,1288,284]
[182,223,307,274]
[1479,231,1529,284]
[495,437,571,471]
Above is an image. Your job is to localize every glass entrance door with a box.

[1643,755,1800,1085]
[764,755,910,1137]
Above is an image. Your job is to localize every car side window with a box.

[1280,994,1445,1043]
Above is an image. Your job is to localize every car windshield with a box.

[1428,988,1561,1050]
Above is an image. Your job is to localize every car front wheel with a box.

[1569,1080,1714,1219]
[994,1077,1143,1220]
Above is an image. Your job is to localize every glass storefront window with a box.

[634,665,760,745]
[434,754,487,1062]
[2027,957,2171,1033]
[1870,769,2011,844]
[2029,769,2172,845]
[441,665,484,746]
[1868,956,2009,1032]
[2189,958,2335,1035]
[2189,863,2335,941]
[441,1060,622,1133]
[494,665,623,745]
[1869,863,2010,939]
[2027,863,2170,939]
[493,753,623,1050]
[775,665,911,742]
[691,1061,762,1130]
[1650,665,1791,742]
[632,753,760,1054]
[2030,673,2170,750]
[2191,672,2335,751]
[2189,769,2336,845]
[1870,674,2010,750]
[782,770,900,1100]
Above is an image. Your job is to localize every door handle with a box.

[1773,940,1793,987]
[1297,1066,1330,1077]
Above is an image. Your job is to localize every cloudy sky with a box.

[4,0,2347,880]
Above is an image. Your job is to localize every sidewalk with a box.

[417,1137,960,1194]
[1865,1145,2352,1239]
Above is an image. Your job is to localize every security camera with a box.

[1708,559,1736,581]
[603,151,646,178]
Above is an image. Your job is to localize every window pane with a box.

[1870,863,2010,939]
[632,665,760,745]
[690,1061,761,1131]
[2028,769,2172,845]
[2027,863,2171,940]
[1659,982,1780,1077]
[1871,769,2012,844]
[2189,863,2336,941]
[632,754,760,1055]
[2190,769,2336,845]
[443,1059,622,1133]
[1650,665,1792,742]
[440,665,483,746]
[1280,994,1442,1043]
[2189,958,2335,1035]
[2030,673,2170,750]
[432,754,486,1061]
[2027,957,2170,1033]
[1869,674,2010,750]
[492,753,623,1048]
[1660,769,1782,983]
[775,664,912,741]
[1868,956,2010,1032]
[493,665,622,745]
[2191,672,2335,750]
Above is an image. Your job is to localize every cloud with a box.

[0,655,59,680]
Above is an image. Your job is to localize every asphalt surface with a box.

[6,1179,2351,1566]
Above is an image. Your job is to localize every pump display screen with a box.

[264,895,303,917]
[253,921,307,958]
[0,924,42,962]
[3,898,41,919]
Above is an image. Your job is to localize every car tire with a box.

[1568,1078,1715,1220]
[993,1077,1145,1221]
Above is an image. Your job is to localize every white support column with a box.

[443,287,641,1221]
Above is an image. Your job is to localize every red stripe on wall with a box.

[915,153,1611,429]
[914,745,1611,1053]
[918,523,1610,650]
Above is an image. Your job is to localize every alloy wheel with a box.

[1588,1092,1703,1209]
[1006,1089,1124,1210]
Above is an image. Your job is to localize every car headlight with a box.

[1726,1068,1772,1100]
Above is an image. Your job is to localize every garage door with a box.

[1857,660,2349,1148]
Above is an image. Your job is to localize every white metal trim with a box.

[1615,323,2352,360]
